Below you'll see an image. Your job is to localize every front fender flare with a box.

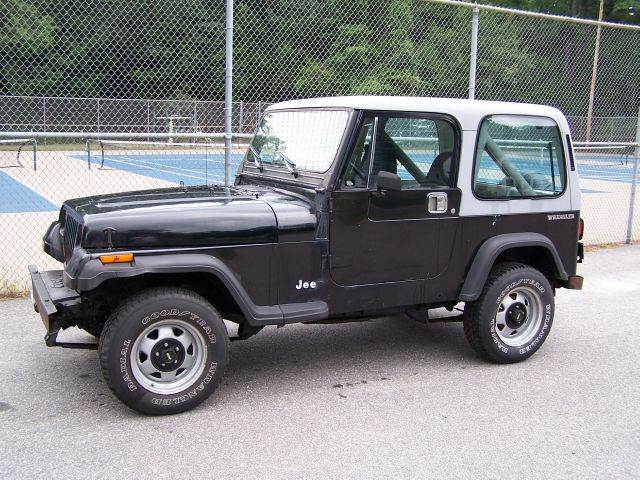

[71,253,326,326]
[458,233,568,302]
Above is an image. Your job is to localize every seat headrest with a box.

[425,151,453,186]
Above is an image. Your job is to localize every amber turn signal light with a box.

[99,253,134,264]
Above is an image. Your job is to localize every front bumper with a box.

[29,265,81,334]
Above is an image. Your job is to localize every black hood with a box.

[62,185,317,250]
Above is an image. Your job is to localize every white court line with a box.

[91,155,219,183]
[112,153,227,178]
[115,155,222,174]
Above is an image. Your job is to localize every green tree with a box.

[1,0,638,119]
[0,0,56,94]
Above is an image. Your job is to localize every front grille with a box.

[61,207,83,260]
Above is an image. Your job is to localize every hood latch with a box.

[103,227,116,250]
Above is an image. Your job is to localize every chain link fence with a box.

[1,0,639,293]
[3,1,640,135]
[0,96,264,134]
[0,133,240,294]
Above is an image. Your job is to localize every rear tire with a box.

[463,262,554,364]
[99,287,229,415]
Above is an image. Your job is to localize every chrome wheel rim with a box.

[494,286,543,347]
[130,319,206,395]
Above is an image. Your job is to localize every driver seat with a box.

[425,151,453,187]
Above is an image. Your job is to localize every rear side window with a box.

[473,115,566,199]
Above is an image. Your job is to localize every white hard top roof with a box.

[265,96,567,131]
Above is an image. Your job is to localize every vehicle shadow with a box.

[221,313,479,394]
[19,306,480,415]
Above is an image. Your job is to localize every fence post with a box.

[193,100,198,134]
[224,0,234,187]
[585,0,604,142]
[468,6,479,100]
[627,155,638,244]
[635,101,640,158]
[628,102,640,244]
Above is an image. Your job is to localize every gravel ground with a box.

[1,245,639,479]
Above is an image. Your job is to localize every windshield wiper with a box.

[274,150,299,177]
[248,145,264,171]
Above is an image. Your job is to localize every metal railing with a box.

[0,96,267,136]
[574,141,639,244]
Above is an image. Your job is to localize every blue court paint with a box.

[74,153,244,186]
[67,150,638,192]
[4,149,630,214]
[575,163,636,184]
[0,170,57,213]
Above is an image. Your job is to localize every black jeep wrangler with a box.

[30,97,584,414]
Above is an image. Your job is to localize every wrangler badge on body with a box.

[547,213,575,221]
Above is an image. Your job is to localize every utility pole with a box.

[468,6,480,100]
[224,0,234,187]
[585,0,604,142]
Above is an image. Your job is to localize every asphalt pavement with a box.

[1,245,639,479]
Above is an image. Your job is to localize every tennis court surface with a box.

[1,140,245,214]
[0,141,638,264]
[75,151,244,186]
[1,141,637,214]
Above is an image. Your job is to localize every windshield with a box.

[247,109,350,174]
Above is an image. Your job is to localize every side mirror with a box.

[376,171,402,192]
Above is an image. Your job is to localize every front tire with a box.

[99,287,229,415]
[463,262,554,364]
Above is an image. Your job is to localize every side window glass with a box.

[473,115,566,199]
[371,116,456,189]
[342,118,373,188]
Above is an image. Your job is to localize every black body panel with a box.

[67,249,327,326]
[323,209,578,316]
[460,211,580,278]
[329,187,462,285]
[260,189,317,243]
[62,185,319,250]
[52,183,325,325]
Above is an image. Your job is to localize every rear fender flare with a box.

[459,233,568,302]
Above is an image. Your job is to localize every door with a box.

[330,112,462,287]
